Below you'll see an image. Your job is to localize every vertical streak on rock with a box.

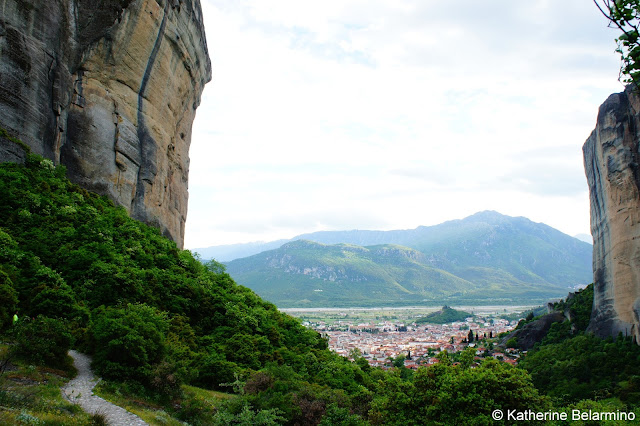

[0,0,212,248]
[135,1,169,217]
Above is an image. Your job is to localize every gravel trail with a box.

[61,350,148,425]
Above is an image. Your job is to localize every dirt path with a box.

[61,350,148,426]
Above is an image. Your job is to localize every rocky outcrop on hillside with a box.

[500,312,565,351]
[583,85,640,343]
[0,0,211,247]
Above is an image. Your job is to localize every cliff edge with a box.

[583,85,640,343]
[0,0,212,248]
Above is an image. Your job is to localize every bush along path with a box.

[62,350,148,425]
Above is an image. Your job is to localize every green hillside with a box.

[228,240,478,307]
[415,306,472,324]
[201,213,592,286]
[205,212,592,307]
[227,239,571,307]
[1,144,636,425]
[289,211,593,289]
[0,151,369,422]
[404,211,593,287]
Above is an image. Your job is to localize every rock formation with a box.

[500,312,565,351]
[583,85,640,343]
[0,0,211,248]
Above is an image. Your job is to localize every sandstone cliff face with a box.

[583,86,640,343]
[0,0,211,247]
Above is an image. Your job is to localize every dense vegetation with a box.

[519,284,640,406]
[0,154,347,412]
[595,0,640,84]
[227,240,481,307]
[227,235,580,308]
[415,306,471,324]
[212,212,593,291]
[1,147,638,424]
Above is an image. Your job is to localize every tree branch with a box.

[594,0,636,39]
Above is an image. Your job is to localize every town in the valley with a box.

[286,306,534,369]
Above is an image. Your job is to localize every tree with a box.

[411,358,550,425]
[13,316,74,368]
[459,347,476,369]
[0,271,17,327]
[594,0,640,83]
[90,303,171,385]
[392,354,406,368]
[204,258,227,274]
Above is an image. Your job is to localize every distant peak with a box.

[460,211,511,224]
[468,210,506,219]
[284,239,324,248]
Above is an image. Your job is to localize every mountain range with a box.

[215,211,593,307]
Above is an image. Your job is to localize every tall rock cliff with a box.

[0,0,211,248]
[583,85,640,343]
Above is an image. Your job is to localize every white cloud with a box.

[185,0,623,248]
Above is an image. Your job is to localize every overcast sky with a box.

[184,0,622,249]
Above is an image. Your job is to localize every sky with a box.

[184,0,623,249]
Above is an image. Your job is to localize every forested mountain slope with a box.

[227,239,571,307]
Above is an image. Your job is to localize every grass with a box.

[88,410,109,425]
[92,381,235,425]
[1,346,235,425]
[1,339,236,425]
[182,384,234,404]
[92,380,175,425]
[0,343,92,425]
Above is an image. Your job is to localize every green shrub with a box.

[90,303,173,386]
[13,316,74,368]
[211,400,284,426]
[0,270,17,328]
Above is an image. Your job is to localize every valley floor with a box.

[288,305,532,365]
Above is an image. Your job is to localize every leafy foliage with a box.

[0,270,17,327]
[12,316,74,368]
[595,0,640,84]
[370,356,549,425]
[530,284,595,347]
[90,303,171,386]
[0,147,634,424]
[0,155,326,390]
[519,334,640,404]
[550,284,594,333]
[518,284,640,405]
[415,306,471,324]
